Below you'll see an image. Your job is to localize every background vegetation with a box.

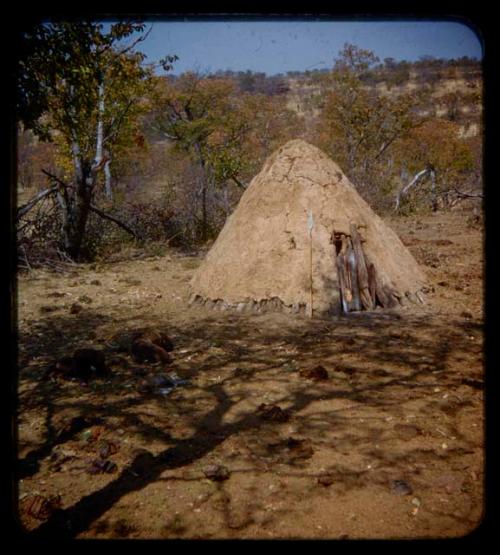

[16,23,483,269]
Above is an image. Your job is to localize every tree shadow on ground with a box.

[15,306,484,537]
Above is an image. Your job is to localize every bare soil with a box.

[15,208,484,539]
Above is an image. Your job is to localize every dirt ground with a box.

[15,208,484,539]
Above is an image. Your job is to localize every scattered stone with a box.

[267,437,314,463]
[46,291,66,298]
[149,374,176,388]
[437,281,448,287]
[318,474,335,487]
[90,280,102,286]
[54,416,91,439]
[70,303,83,314]
[48,451,77,472]
[334,366,356,376]
[299,365,329,381]
[80,425,105,443]
[257,403,290,422]
[78,295,93,304]
[282,437,314,461]
[98,440,120,460]
[203,464,230,482]
[233,367,253,378]
[158,387,174,396]
[390,479,413,496]
[40,305,58,313]
[131,330,174,363]
[460,311,473,319]
[20,493,62,520]
[86,458,118,474]
[139,372,188,395]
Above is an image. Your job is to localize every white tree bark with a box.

[104,158,113,201]
[394,167,434,211]
[94,78,105,170]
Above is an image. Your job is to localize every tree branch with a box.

[89,205,138,238]
[16,184,59,221]
[103,99,134,145]
[394,167,433,211]
[450,187,483,200]
[231,175,247,190]
[41,169,71,190]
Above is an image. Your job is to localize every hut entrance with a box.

[333,224,396,313]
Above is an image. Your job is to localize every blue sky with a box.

[129,20,483,75]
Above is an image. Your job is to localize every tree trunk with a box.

[194,141,210,242]
[104,158,113,201]
[60,173,93,260]
[61,76,106,259]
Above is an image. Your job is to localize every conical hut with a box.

[190,139,426,315]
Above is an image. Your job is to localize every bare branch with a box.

[112,24,153,60]
[41,169,71,190]
[89,205,138,238]
[231,176,247,190]
[16,184,59,221]
[103,99,134,145]
[394,167,433,211]
[450,187,483,200]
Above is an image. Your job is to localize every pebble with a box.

[203,464,230,482]
[390,480,413,496]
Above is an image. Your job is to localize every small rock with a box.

[70,303,83,314]
[460,311,473,319]
[158,387,174,396]
[318,475,335,487]
[203,464,230,482]
[90,280,102,286]
[299,365,329,381]
[46,291,66,298]
[390,479,413,496]
[80,429,93,442]
[78,295,93,304]
[149,374,176,388]
[233,367,253,377]
[257,403,290,422]
[86,459,117,474]
[40,305,58,313]
[98,440,119,459]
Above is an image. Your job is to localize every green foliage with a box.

[17,21,153,169]
[317,44,428,206]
